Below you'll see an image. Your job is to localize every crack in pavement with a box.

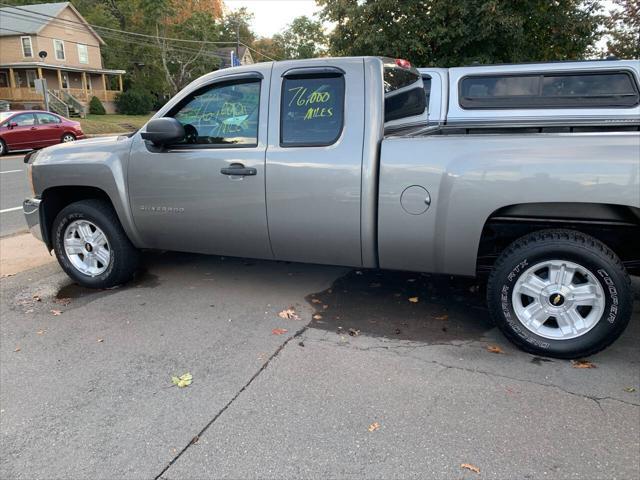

[154,325,309,480]
[302,335,640,409]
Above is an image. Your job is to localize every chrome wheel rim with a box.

[512,259,605,340]
[62,134,75,142]
[63,220,111,276]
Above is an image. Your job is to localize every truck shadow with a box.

[306,269,494,344]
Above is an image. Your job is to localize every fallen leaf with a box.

[312,314,322,320]
[36,329,45,335]
[25,309,34,314]
[434,314,448,321]
[171,372,193,388]
[191,435,199,444]
[97,338,104,343]
[278,308,300,320]
[571,359,596,369]
[50,309,62,316]
[408,297,419,303]
[368,422,380,432]
[54,297,71,306]
[623,386,636,393]
[272,328,288,335]
[322,304,328,309]
[487,345,504,354]
[355,270,363,275]
[14,347,20,352]
[311,298,322,304]
[348,328,360,337]
[32,295,42,302]
[461,463,480,474]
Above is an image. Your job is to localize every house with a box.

[0,2,125,115]
[214,46,254,69]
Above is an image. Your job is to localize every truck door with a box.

[127,72,273,259]
[265,60,365,266]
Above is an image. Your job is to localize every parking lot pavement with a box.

[0,154,30,238]
[1,254,638,480]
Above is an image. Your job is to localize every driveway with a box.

[1,252,638,479]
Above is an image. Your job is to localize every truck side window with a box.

[460,71,639,109]
[280,74,345,147]
[170,79,260,146]
[422,76,431,110]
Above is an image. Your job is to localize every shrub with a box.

[115,89,154,115]
[88,96,106,115]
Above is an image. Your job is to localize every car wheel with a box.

[61,133,76,143]
[52,199,139,288]
[487,229,632,359]
[0,139,6,156]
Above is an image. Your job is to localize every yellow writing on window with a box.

[288,86,332,107]
[303,107,333,120]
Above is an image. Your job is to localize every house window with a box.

[77,44,88,64]
[54,39,66,60]
[0,72,8,88]
[21,36,33,57]
[26,70,37,88]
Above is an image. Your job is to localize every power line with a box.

[0,25,230,62]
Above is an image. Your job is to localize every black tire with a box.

[487,229,632,359]
[61,133,76,143]
[52,199,139,288]
[0,138,7,156]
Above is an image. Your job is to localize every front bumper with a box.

[23,198,43,241]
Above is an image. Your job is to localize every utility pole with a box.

[235,21,240,64]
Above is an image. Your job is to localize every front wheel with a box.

[487,229,632,359]
[52,199,139,288]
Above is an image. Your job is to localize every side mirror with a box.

[141,118,185,146]
[8,122,18,129]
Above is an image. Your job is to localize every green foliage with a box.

[274,16,328,59]
[115,89,154,115]
[605,0,640,58]
[88,96,106,115]
[318,0,605,66]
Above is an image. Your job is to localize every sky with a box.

[224,0,322,38]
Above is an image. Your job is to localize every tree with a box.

[275,16,328,59]
[317,0,604,66]
[605,0,640,58]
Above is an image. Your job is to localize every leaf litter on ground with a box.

[368,422,380,432]
[278,307,300,320]
[171,373,193,388]
[571,359,596,369]
[272,328,288,335]
[461,463,480,474]
[487,345,504,354]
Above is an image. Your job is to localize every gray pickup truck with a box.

[23,57,640,358]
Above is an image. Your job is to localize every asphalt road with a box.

[1,253,638,479]
[0,154,29,238]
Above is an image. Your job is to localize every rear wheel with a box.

[61,133,76,143]
[52,199,139,288]
[487,229,632,359]
[0,139,6,156]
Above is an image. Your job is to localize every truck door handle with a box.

[220,163,257,176]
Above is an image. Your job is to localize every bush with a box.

[115,89,154,115]
[88,96,106,115]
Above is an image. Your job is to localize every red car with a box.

[0,110,85,156]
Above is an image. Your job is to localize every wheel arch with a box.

[477,202,640,275]
[40,186,135,251]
